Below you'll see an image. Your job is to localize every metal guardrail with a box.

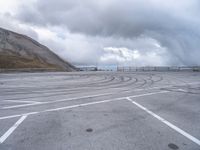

[117,66,200,72]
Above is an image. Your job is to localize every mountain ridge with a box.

[0,27,76,71]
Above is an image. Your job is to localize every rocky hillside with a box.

[0,27,76,71]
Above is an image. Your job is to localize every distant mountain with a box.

[0,27,76,71]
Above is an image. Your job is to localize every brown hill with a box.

[0,27,76,71]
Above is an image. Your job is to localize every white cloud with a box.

[101,46,168,66]
[102,47,140,62]
[0,0,200,66]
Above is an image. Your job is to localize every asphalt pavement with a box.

[0,71,200,150]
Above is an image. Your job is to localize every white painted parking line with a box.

[177,89,187,92]
[43,98,124,112]
[4,100,41,104]
[126,97,200,146]
[2,81,199,110]
[0,91,169,120]
[0,115,27,144]
[2,93,112,109]
[0,112,38,120]
[129,91,169,98]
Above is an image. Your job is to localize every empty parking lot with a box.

[0,71,200,150]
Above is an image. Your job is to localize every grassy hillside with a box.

[0,27,76,71]
[0,54,62,70]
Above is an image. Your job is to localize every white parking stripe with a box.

[43,98,124,112]
[0,115,27,144]
[2,81,199,110]
[126,97,200,146]
[0,91,169,120]
[129,91,169,98]
[0,112,38,120]
[4,100,40,104]
[2,93,112,109]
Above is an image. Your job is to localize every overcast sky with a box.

[0,0,200,67]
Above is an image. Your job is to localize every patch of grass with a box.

[0,54,62,70]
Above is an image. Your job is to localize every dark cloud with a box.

[2,0,200,66]
[0,12,38,40]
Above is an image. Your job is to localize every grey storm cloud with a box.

[1,0,200,66]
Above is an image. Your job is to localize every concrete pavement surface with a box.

[0,71,200,150]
